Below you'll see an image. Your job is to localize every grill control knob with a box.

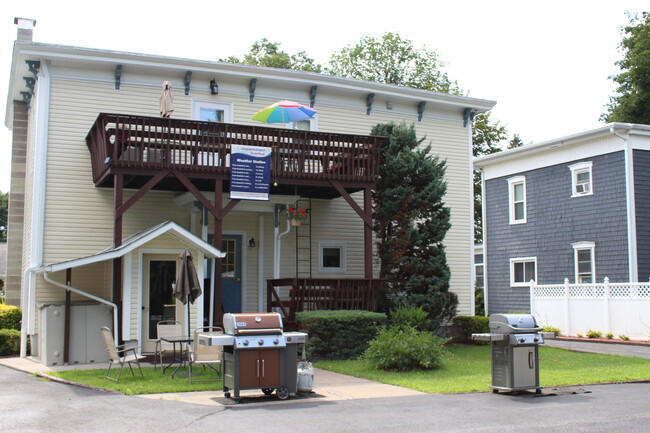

[533,337,539,342]
[258,339,264,345]
[273,338,279,345]
[519,338,526,343]
[243,339,249,346]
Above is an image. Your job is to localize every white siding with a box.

[36,64,474,317]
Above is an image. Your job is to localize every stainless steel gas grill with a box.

[203,312,307,402]
[472,313,544,394]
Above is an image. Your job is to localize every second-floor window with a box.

[572,242,595,283]
[569,161,593,198]
[192,100,233,123]
[508,176,527,224]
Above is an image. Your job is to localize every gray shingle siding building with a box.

[475,124,650,315]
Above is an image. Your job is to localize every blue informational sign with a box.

[230,144,272,201]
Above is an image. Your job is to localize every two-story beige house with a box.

[6,18,495,364]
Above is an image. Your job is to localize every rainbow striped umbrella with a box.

[252,100,316,124]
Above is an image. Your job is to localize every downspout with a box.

[480,168,489,315]
[468,114,476,316]
[611,126,638,282]
[273,204,290,279]
[43,272,120,345]
[258,214,265,311]
[20,61,51,358]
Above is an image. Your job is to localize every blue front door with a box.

[221,235,242,313]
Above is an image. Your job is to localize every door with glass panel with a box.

[142,255,179,353]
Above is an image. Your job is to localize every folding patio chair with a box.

[154,320,183,371]
[186,326,223,384]
[100,327,145,383]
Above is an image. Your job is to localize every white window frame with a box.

[569,161,593,198]
[510,257,537,287]
[191,100,233,123]
[289,114,318,131]
[572,241,595,284]
[318,242,346,273]
[507,176,527,225]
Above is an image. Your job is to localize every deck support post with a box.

[63,268,72,364]
[214,179,224,326]
[364,187,372,278]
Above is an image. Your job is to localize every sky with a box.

[1,0,648,193]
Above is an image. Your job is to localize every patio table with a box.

[160,335,192,378]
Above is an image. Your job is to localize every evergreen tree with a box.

[372,122,457,331]
[602,12,650,123]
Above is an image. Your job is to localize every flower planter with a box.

[291,219,301,227]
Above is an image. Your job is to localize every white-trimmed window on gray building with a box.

[508,176,527,224]
[510,257,536,287]
[569,161,593,198]
[318,242,346,273]
[572,241,595,283]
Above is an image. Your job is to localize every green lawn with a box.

[314,345,650,394]
[45,366,220,395]
[46,346,650,395]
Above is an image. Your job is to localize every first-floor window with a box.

[318,242,346,273]
[572,242,595,283]
[510,257,537,286]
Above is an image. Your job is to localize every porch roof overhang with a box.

[39,220,225,273]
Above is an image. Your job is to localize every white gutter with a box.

[611,126,639,282]
[43,273,120,345]
[20,60,50,358]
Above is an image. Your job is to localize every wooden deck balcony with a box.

[266,278,384,330]
[86,113,384,199]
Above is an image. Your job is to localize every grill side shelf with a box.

[471,333,506,342]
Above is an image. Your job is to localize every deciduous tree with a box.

[328,32,461,95]
[221,38,322,73]
[602,12,650,123]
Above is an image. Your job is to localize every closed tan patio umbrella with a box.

[160,80,174,118]
[173,249,202,336]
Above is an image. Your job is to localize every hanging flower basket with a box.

[287,207,308,226]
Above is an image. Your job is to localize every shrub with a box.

[0,329,21,356]
[586,330,602,339]
[0,305,21,330]
[606,332,614,339]
[450,315,489,344]
[542,326,561,336]
[619,334,631,341]
[576,333,584,338]
[390,306,430,331]
[364,325,449,371]
[296,310,387,360]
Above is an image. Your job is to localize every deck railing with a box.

[266,278,383,329]
[86,113,383,186]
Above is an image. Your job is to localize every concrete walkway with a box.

[0,356,423,406]
[544,337,650,359]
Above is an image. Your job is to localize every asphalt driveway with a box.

[1,365,649,433]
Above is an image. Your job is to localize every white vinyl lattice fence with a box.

[530,277,650,340]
